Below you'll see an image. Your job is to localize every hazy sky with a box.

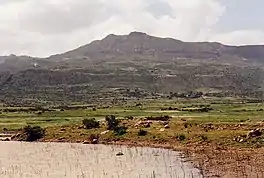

[0,0,263,57]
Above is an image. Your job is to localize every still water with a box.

[0,142,202,178]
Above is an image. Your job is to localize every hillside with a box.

[0,32,264,105]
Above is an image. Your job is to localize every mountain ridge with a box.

[0,32,264,105]
[1,31,264,65]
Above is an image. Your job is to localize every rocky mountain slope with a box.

[1,32,264,104]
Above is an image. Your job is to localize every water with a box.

[0,142,202,178]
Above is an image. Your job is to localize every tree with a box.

[22,125,45,142]
[105,115,120,130]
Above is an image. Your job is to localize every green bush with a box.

[138,129,148,136]
[22,125,45,142]
[176,134,186,141]
[114,126,127,136]
[105,115,120,130]
[82,118,100,129]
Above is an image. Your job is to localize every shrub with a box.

[184,123,188,128]
[138,129,148,136]
[114,126,127,136]
[146,115,171,121]
[105,115,120,130]
[176,134,186,141]
[82,118,100,129]
[200,135,208,141]
[22,125,45,142]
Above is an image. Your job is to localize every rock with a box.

[78,126,85,129]
[159,128,165,132]
[134,121,142,127]
[58,137,66,141]
[116,152,124,156]
[3,138,10,141]
[83,140,89,144]
[135,121,152,128]
[161,121,169,126]
[144,122,151,128]
[234,136,245,143]
[100,130,109,135]
[11,133,21,140]
[247,128,262,138]
[60,128,66,131]
[164,124,170,129]
[91,139,98,144]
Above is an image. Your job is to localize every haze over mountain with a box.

[0,32,264,105]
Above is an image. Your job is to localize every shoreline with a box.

[40,138,264,178]
[2,127,264,178]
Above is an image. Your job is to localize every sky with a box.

[0,0,263,57]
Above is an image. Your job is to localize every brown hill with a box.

[1,32,264,104]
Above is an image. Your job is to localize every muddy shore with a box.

[40,137,264,178]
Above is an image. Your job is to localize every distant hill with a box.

[49,32,264,64]
[1,32,264,105]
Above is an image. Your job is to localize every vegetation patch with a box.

[13,125,45,142]
[114,126,128,136]
[82,118,100,129]
[176,134,186,142]
[138,129,148,136]
[105,115,120,130]
[145,115,171,121]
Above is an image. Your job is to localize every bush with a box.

[146,115,171,121]
[114,126,127,136]
[105,115,120,130]
[200,135,208,141]
[22,125,45,142]
[176,134,186,141]
[138,129,148,136]
[184,123,188,128]
[82,118,100,129]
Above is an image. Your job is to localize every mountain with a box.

[48,31,264,64]
[1,32,264,105]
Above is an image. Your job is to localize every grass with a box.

[0,97,263,147]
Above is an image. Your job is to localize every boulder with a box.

[91,139,98,144]
[83,140,89,144]
[11,133,21,140]
[164,124,170,129]
[159,128,165,132]
[247,128,262,138]
[135,121,152,128]
[116,152,124,156]
[233,136,245,143]
[100,130,109,135]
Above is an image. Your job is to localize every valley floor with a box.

[1,97,264,177]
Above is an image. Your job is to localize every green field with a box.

[0,97,264,131]
[0,97,263,148]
